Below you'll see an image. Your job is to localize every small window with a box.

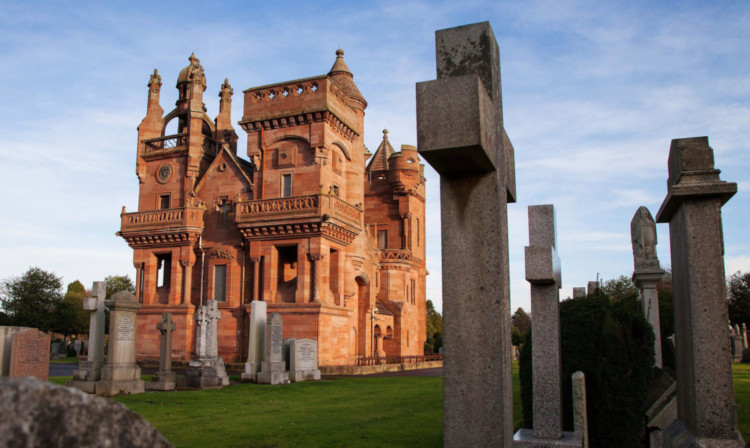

[214,265,227,302]
[159,194,170,210]
[377,230,387,250]
[156,253,171,288]
[282,174,292,197]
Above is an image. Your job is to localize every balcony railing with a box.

[236,194,361,228]
[120,207,204,232]
[143,133,187,152]
[379,249,413,263]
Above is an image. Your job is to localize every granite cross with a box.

[157,313,176,374]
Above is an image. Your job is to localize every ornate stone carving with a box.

[210,248,234,259]
[148,69,162,93]
[631,206,660,271]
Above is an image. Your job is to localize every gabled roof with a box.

[365,129,395,172]
[193,147,254,194]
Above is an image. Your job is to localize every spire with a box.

[328,49,352,77]
[327,49,367,110]
[366,129,396,172]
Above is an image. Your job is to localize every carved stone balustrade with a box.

[118,207,205,248]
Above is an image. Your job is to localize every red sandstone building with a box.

[118,52,427,366]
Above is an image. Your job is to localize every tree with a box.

[61,280,90,337]
[728,271,750,326]
[105,275,135,300]
[511,307,531,336]
[0,267,64,332]
[600,275,636,302]
[426,300,443,339]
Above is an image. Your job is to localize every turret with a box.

[215,78,238,155]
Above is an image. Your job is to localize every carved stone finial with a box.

[148,69,162,91]
[383,129,389,138]
[631,206,660,271]
[336,49,344,57]
[219,78,233,100]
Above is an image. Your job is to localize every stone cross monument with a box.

[241,300,267,382]
[416,21,516,447]
[631,206,665,368]
[514,205,582,447]
[67,281,106,393]
[655,136,743,447]
[95,290,144,396]
[146,313,177,391]
[178,300,229,388]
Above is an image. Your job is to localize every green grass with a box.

[50,356,78,363]
[733,363,750,440]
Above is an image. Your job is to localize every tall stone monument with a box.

[631,206,665,368]
[67,281,106,393]
[257,313,290,385]
[514,205,582,447]
[146,313,177,391]
[179,300,229,388]
[416,21,516,447]
[655,136,743,447]
[241,300,267,382]
[96,290,145,396]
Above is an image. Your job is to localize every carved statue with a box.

[631,206,660,270]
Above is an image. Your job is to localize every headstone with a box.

[288,338,321,382]
[586,281,598,296]
[732,324,743,363]
[631,206,665,368]
[146,313,177,391]
[241,300,267,382]
[416,21,516,447]
[514,205,582,447]
[68,281,106,393]
[9,328,50,381]
[257,313,290,385]
[0,326,29,376]
[655,136,743,447]
[0,377,172,447]
[178,300,229,388]
[572,287,586,298]
[95,290,144,396]
[742,323,748,350]
[572,371,589,448]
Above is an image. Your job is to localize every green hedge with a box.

[520,294,654,447]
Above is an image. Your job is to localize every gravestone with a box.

[586,281,598,296]
[0,326,28,376]
[9,328,50,381]
[655,137,743,447]
[0,377,172,447]
[572,287,586,298]
[732,324,743,363]
[146,313,177,391]
[572,372,589,448]
[257,313,289,385]
[288,338,321,382]
[241,300,267,382]
[416,21,516,447]
[631,206,665,368]
[514,205,582,447]
[742,323,748,350]
[68,281,106,393]
[96,290,145,396]
[179,300,229,388]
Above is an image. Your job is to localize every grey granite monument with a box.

[257,313,289,385]
[287,338,321,382]
[572,372,589,448]
[514,205,582,447]
[655,136,743,447]
[146,313,176,391]
[416,21,516,447]
[95,291,145,396]
[67,281,106,393]
[241,300,267,382]
[631,206,665,368]
[178,300,229,388]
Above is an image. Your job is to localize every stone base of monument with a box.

[240,362,260,383]
[178,357,229,388]
[289,368,321,382]
[145,371,176,391]
[257,360,289,385]
[664,421,745,448]
[95,365,145,396]
[513,429,583,447]
[65,379,97,394]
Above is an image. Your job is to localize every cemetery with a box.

[0,8,748,448]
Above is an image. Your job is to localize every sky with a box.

[0,0,748,314]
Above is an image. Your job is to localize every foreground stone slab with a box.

[0,377,172,447]
[656,136,743,447]
[9,328,50,381]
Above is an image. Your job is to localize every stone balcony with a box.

[141,133,220,160]
[118,207,205,247]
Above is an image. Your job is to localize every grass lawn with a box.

[47,362,750,447]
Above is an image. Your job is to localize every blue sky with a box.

[1,0,748,314]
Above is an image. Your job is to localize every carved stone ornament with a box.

[631,206,660,270]
[210,248,234,259]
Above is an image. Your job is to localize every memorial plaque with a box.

[294,339,317,371]
[9,328,50,381]
[116,313,136,341]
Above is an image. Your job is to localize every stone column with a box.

[134,263,143,303]
[67,281,106,393]
[241,300,267,382]
[308,253,324,303]
[95,291,144,396]
[146,313,176,391]
[514,205,581,447]
[250,256,261,301]
[631,206,665,368]
[180,260,194,305]
[655,136,743,447]
[416,21,516,447]
[295,245,309,304]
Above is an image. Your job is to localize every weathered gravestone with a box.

[179,300,229,388]
[68,281,106,393]
[146,313,177,391]
[0,377,172,447]
[572,372,589,448]
[257,313,289,385]
[631,206,665,368]
[416,21,516,447]
[514,205,582,447]
[655,136,743,447]
[96,290,144,396]
[572,287,586,298]
[9,328,50,381]
[287,338,321,382]
[1,326,29,376]
[241,300,267,382]
[732,324,743,363]
[586,281,598,296]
